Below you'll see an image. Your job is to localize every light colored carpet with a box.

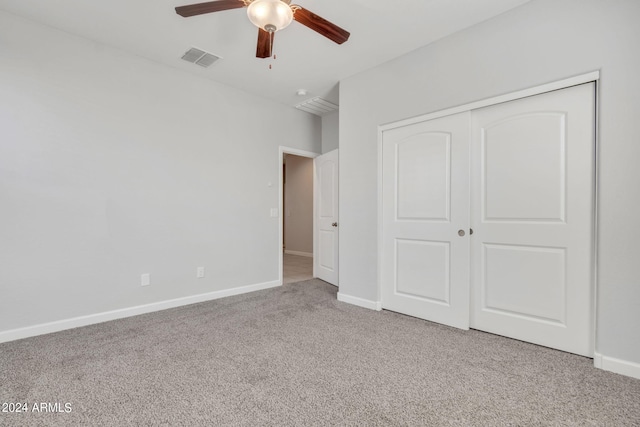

[1,279,639,426]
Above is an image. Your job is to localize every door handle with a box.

[332,222,338,227]
[458,229,465,237]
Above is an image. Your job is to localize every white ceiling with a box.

[0,0,530,108]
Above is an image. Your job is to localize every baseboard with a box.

[337,292,382,311]
[594,352,640,380]
[284,250,313,258]
[0,279,281,344]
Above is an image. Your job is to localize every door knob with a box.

[332,222,338,227]
[458,229,465,237]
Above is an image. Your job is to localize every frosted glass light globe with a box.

[247,0,293,32]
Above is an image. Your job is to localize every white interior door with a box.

[381,112,471,329]
[470,83,595,356]
[314,149,339,286]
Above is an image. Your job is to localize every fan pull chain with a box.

[268,31,274,70]
[270,54,277,69]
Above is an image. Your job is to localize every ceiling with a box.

[0,0,530,108]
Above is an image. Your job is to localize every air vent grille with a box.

[181,47,221,68]
[295,97,338,116]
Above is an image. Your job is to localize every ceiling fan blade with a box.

[292,6,350,45]
[256,28,272,58]
[175,0,246,18]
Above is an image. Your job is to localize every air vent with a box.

[295,97,338,116]
[181,47,221,68]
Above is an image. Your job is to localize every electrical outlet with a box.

[196,267,205,278]
[141,273,150,287]
[270,208,278,217]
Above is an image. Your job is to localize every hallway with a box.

[283,253,313,284]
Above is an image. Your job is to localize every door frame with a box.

[278,146,319,285]
[377,71,600,355]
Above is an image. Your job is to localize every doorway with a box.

[278,147,318,285]
[283,153,314,284]
[278,147,340,287]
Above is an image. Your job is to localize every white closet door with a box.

[470,83,595,356]
[381,112,471,329]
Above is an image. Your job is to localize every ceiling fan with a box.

[175,0,350,58]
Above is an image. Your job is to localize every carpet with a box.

[1,279,639,426]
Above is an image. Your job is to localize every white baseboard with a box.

[0,279,281,344]
[284,250,313,258]
[337,292,382,311]
[594,352,640,380]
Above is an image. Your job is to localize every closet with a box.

[380,83,595,356]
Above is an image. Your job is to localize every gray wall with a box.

[0,11,321,332]
[284,155,314,255]
[321,111,339,153]
[339,0,640,364]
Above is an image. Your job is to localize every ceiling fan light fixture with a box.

[247,0,293,32]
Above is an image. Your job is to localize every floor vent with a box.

[295,98,338,116]
[181,47,221,68]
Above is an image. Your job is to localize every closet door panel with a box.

[381,112,470,330]
[470,83,595,357]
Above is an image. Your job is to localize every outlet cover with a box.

[141,273,150,287]
[197,267,205,279]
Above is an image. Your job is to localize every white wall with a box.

[284,155,313,255]
[321,111,339,153]
[0,11,321,334]
[339,0,640,366]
